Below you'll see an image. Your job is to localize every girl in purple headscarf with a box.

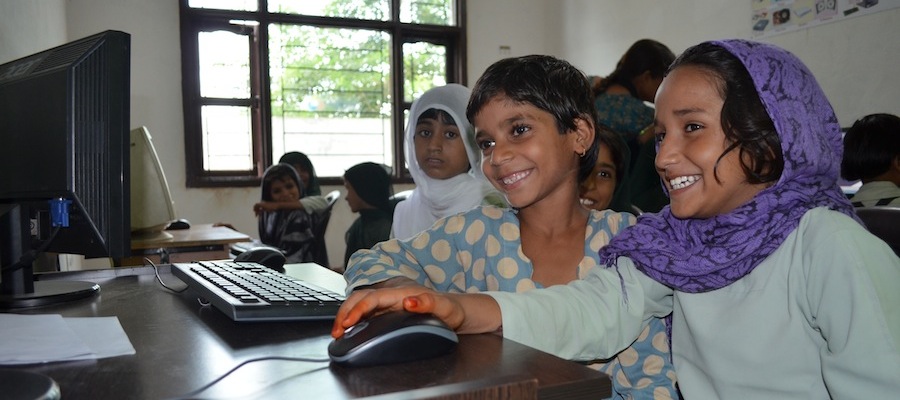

[332,40,900,399]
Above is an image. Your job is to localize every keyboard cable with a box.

[144,258,188,293]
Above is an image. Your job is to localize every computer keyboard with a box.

[171,260,345,322]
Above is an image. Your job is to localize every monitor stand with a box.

[1,204,99,310]
[0,369,61,400]
[0,280,99,309]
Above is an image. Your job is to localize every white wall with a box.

[4,0,898,269]
[0,0,66,61]
[558,0,900,126]
[466,0,564,78]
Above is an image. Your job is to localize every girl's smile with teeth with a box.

[669,175,699,190]
[501,170,531,186]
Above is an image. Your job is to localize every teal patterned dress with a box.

[595,93,669,214]
[346,206,678,400]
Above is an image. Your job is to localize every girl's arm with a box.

[487,257,673,361]
[802,213,900,398]
[333,255,675,363]
[253,200,303,216]
[253,195,328,216]
[299,195,328,214]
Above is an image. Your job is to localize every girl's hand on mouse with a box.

[331,286,436,338]
[331,287,502,339]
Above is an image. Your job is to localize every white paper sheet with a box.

[0,313,135,365]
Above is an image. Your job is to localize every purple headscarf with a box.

[598,39,858,293]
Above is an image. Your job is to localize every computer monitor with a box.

[0,30,131,309]
[130,126,178,243]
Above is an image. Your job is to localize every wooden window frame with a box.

[179,0,467,187]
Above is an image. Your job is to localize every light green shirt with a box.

[849,181,900,207]
[489,208,900,399]
[299,195,328,214]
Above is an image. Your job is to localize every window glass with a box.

[269,25,393,176]
[188,0,257,12]
[201,106,253,171]
[198,31,250,99]
[403,41,447,103]
[400,0,455,25]
[268,0,390,21]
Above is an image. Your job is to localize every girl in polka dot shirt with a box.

[342,55,677,400]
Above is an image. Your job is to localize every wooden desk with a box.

[124,224,250,265]
[7,265,611,399]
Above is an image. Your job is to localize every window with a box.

[180,0,466,187]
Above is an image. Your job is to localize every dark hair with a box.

[278,151,321,196]
[418,108,458,126]
[596,123,627,185]
[841,113,900,181]
[261,163,304,201]
[598,39,676,98]
[667,42,783,185]
[344,162,393,213]
[466,55,600,184]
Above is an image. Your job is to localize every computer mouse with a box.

[328,310,458,367]
[166,218,191,230]
[234,246,287,272]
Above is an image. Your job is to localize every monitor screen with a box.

[0,30,131,308]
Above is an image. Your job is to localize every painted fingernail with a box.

[405,297,419,309]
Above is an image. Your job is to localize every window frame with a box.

[179,0,468,187]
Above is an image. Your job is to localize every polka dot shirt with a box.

[346,206,678,400]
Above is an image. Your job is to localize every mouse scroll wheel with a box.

[344,321,369,338]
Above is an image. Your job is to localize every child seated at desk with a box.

[391,84,504,241]
[342,162,393,268]
[275,151,331,214]
[255,164,321,263]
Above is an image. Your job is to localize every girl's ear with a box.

[572,117,595,156]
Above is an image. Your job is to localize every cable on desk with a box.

[171,356,330,400]
[145,257,188,293]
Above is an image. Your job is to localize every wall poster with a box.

[751,0,900,38]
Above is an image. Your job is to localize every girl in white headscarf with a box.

[392,84,503,240]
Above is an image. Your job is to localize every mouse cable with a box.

[170,356,330,400]
[144,257,188,293]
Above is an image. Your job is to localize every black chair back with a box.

[855,206,900,257]
[388,189,413,211]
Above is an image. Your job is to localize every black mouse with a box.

[166,218,191,230]
[233,246,287,272]
[328,310,458,367]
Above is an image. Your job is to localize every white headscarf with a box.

[391,84,498,240]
